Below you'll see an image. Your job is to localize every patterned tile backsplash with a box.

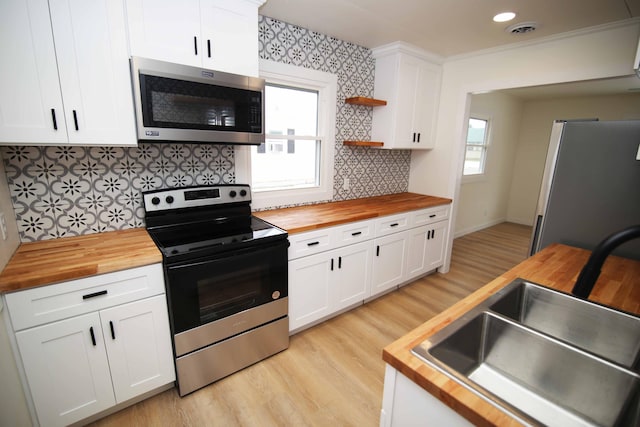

[1,15,411,242]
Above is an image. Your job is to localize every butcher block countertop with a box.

[254,192,452,234]
[0,228,161,293]
[383,243,640,427]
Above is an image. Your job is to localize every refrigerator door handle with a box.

[529,215,544,256]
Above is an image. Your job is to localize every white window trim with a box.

[235,59,337,210]
[462,115,491,182]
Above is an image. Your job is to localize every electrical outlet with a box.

[0,212,7,240]
[343,177,350,190]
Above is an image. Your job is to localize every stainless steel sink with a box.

[489,280,640,370]
[412,278,640,427]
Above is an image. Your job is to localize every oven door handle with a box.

[168,238,290,269]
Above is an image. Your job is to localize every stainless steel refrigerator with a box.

[529,119,640,260]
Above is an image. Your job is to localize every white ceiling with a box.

[259,0,640,98]
[259,0,640,58]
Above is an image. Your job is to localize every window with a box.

[237,60,336,210]
[463,118,489,175]
[252,84,320,191]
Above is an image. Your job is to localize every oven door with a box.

[165,239,288,336]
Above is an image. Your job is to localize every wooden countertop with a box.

[382,243,640,427]
[254,192,452,234]
[0,228,162,293]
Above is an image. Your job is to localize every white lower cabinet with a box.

[289,241,372,331]
[6,264,175,427]
[16,312,116,426]
[371,232,408,298]
[405,220,448,280]
[287,204,450,333]
[381,364,472,427]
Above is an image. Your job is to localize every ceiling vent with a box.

[506,22,538,34]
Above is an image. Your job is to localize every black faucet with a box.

[571,224,640,299]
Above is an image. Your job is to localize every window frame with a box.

[235,59,337,210]
[462,116,490,180]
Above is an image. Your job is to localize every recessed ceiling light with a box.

[493,12,516,23]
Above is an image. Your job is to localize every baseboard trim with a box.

[454,218,505,238]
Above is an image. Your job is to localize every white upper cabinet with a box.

[126,0,264,77]
[0,0,137,146]
[371,42,442,150]
[0,0,67,144]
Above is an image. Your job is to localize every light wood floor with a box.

[89,222,532,427]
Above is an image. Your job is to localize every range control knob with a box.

[229,190,237,198]
[151,196,160,205]
[239,189,247,197]
[165,195,174,204]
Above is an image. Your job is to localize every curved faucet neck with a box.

[571,225,640,299]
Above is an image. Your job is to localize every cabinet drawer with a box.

[333,220,374,246]
[411,205,450,227]
[375,213,411,237]
[6,264,165,331]
[288,229,333,260]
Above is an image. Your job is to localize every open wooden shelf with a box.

[343,140,384,147]
[344,97,387,107]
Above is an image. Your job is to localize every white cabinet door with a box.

[425,220,447,271]
[126,0,261,76]
[393,54,421,148]
[405,225,430,280]
[371,232,408,297]
[126,0,202,67]
[0,0,67,144]
[333,241,373,310]
[15,312,116,427]
[49,0,136,145]
[100,295,175,402]
[201,0,260,76]
[288,253,333,331]
[411,60,441,149]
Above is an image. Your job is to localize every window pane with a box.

[251,139,320,191]
[265,85,318,136]
[464,118,488,175]
[463,146,486,175]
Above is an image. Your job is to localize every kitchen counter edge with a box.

[382,243,640,427]
[253,192,452,234]
[0,228,162,293]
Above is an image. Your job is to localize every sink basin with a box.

[489,281,640,370]
[412,278,640,426]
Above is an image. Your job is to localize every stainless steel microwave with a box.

[130,57,264,145]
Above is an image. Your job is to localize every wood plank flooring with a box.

[89,222,532,427]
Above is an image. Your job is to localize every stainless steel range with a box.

[143,184,289,396]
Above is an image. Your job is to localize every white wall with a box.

[455,92,523,237]
[408,19,640,270]
[0,160,31,426]
[506,93,640,225]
